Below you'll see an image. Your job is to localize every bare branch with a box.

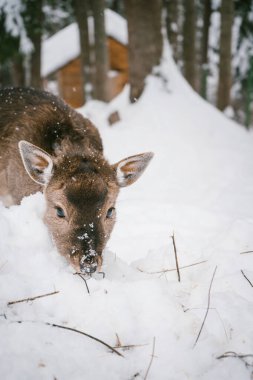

[144,337,156,380]
[7,291,59,306]
[240,250,253,255]
[193,266,218,347]
[171,233,180,282]
[241,270,253,288]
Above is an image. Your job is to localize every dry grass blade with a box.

[241,270,253,288]
[217,351,253,369]
[144,337,156,380]
[138,260,207,275]
[193,266,218,347]
[13,320,124,357]
[7,291,59,306]
[171,233,180,282]
[76,273,90,294]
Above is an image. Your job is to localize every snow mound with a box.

[1,46,253,379]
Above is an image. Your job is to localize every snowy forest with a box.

[0,0,253,127]
[0,1,253,380]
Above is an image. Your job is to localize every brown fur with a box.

[0,87,153,274]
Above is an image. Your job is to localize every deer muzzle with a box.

[79,250,98,274]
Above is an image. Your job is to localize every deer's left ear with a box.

[18,140,53,185]
[113,152,154,187]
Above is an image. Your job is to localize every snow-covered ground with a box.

[1,47,253,379]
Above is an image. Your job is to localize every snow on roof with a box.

[41,9,128,77]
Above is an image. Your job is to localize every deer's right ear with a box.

[18,140,53,185]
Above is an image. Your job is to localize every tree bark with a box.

[200,0,212,99]
[92,0,109,101]
[183,0,196,90]
[25,0,43,89]
[72,0,91,102]
[124,0,162,103]
[165,0,179,61]
[217,0,234,110]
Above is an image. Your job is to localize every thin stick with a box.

[217,351,253,368]
[13,320,124,357]
[138,260,207,275]
[171,233,180,282]
[193,266,218,347]
[240,250,253,255]
[7,291,59,306]
[144,337,156,380]
[77,273,90,294]
[241,270,253,288]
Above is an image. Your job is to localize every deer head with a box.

[19,140,153,275]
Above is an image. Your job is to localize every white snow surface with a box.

[1,47,253,379]
[41,9,127,77]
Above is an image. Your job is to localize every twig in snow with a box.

[193,266,218,347]
[241,270,253,288]
[7,291,59,306]
[12,320,124,357]
[76,273,90,294]
[137,260,207,275]
[217,351,253,369]
[144,337,156,380]
[240,250,253,255]
[171,233,180,282]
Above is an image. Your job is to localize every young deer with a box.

[0,88,153,274]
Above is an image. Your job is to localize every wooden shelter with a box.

[41,10,128,108]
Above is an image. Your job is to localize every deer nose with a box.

[79,251,98,274]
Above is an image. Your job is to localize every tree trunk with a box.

[165,0,179,61]
[72,0,91,102]
[25,0,43,89]
[124,0,162,103]
[217,0,234,111]
[92,0,109,101]
[183,0,196,90]
[11,54,26,86]
[200,0,212,99]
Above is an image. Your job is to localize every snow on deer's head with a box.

[19,140,153,275]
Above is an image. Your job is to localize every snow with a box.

[1,45,253,379]
[41,9,127,77]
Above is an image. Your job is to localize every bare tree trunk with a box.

[217,0,234,111]
[92,0,109,101]
[24,0,43,88]
[183,0,196,90]
[72,0,91,101]
[11,54,26,86]
[124,0,162,103]
[165,0,179,61]
[200,0,212,99]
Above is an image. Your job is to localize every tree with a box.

[92,0,109,101]
[165,0,179,62]
[200,0,212,99]
[23,0,44,88]
[124,0,162,102]
[183,0,196,90]
[217,0,234,111]
[72,0,91,102]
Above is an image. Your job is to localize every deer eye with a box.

[106,207,115,219]
[55,206,65,218]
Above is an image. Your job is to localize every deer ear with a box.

[18,140,53,185]
[113,152,154,187]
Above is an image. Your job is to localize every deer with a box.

[0,87,153,275]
